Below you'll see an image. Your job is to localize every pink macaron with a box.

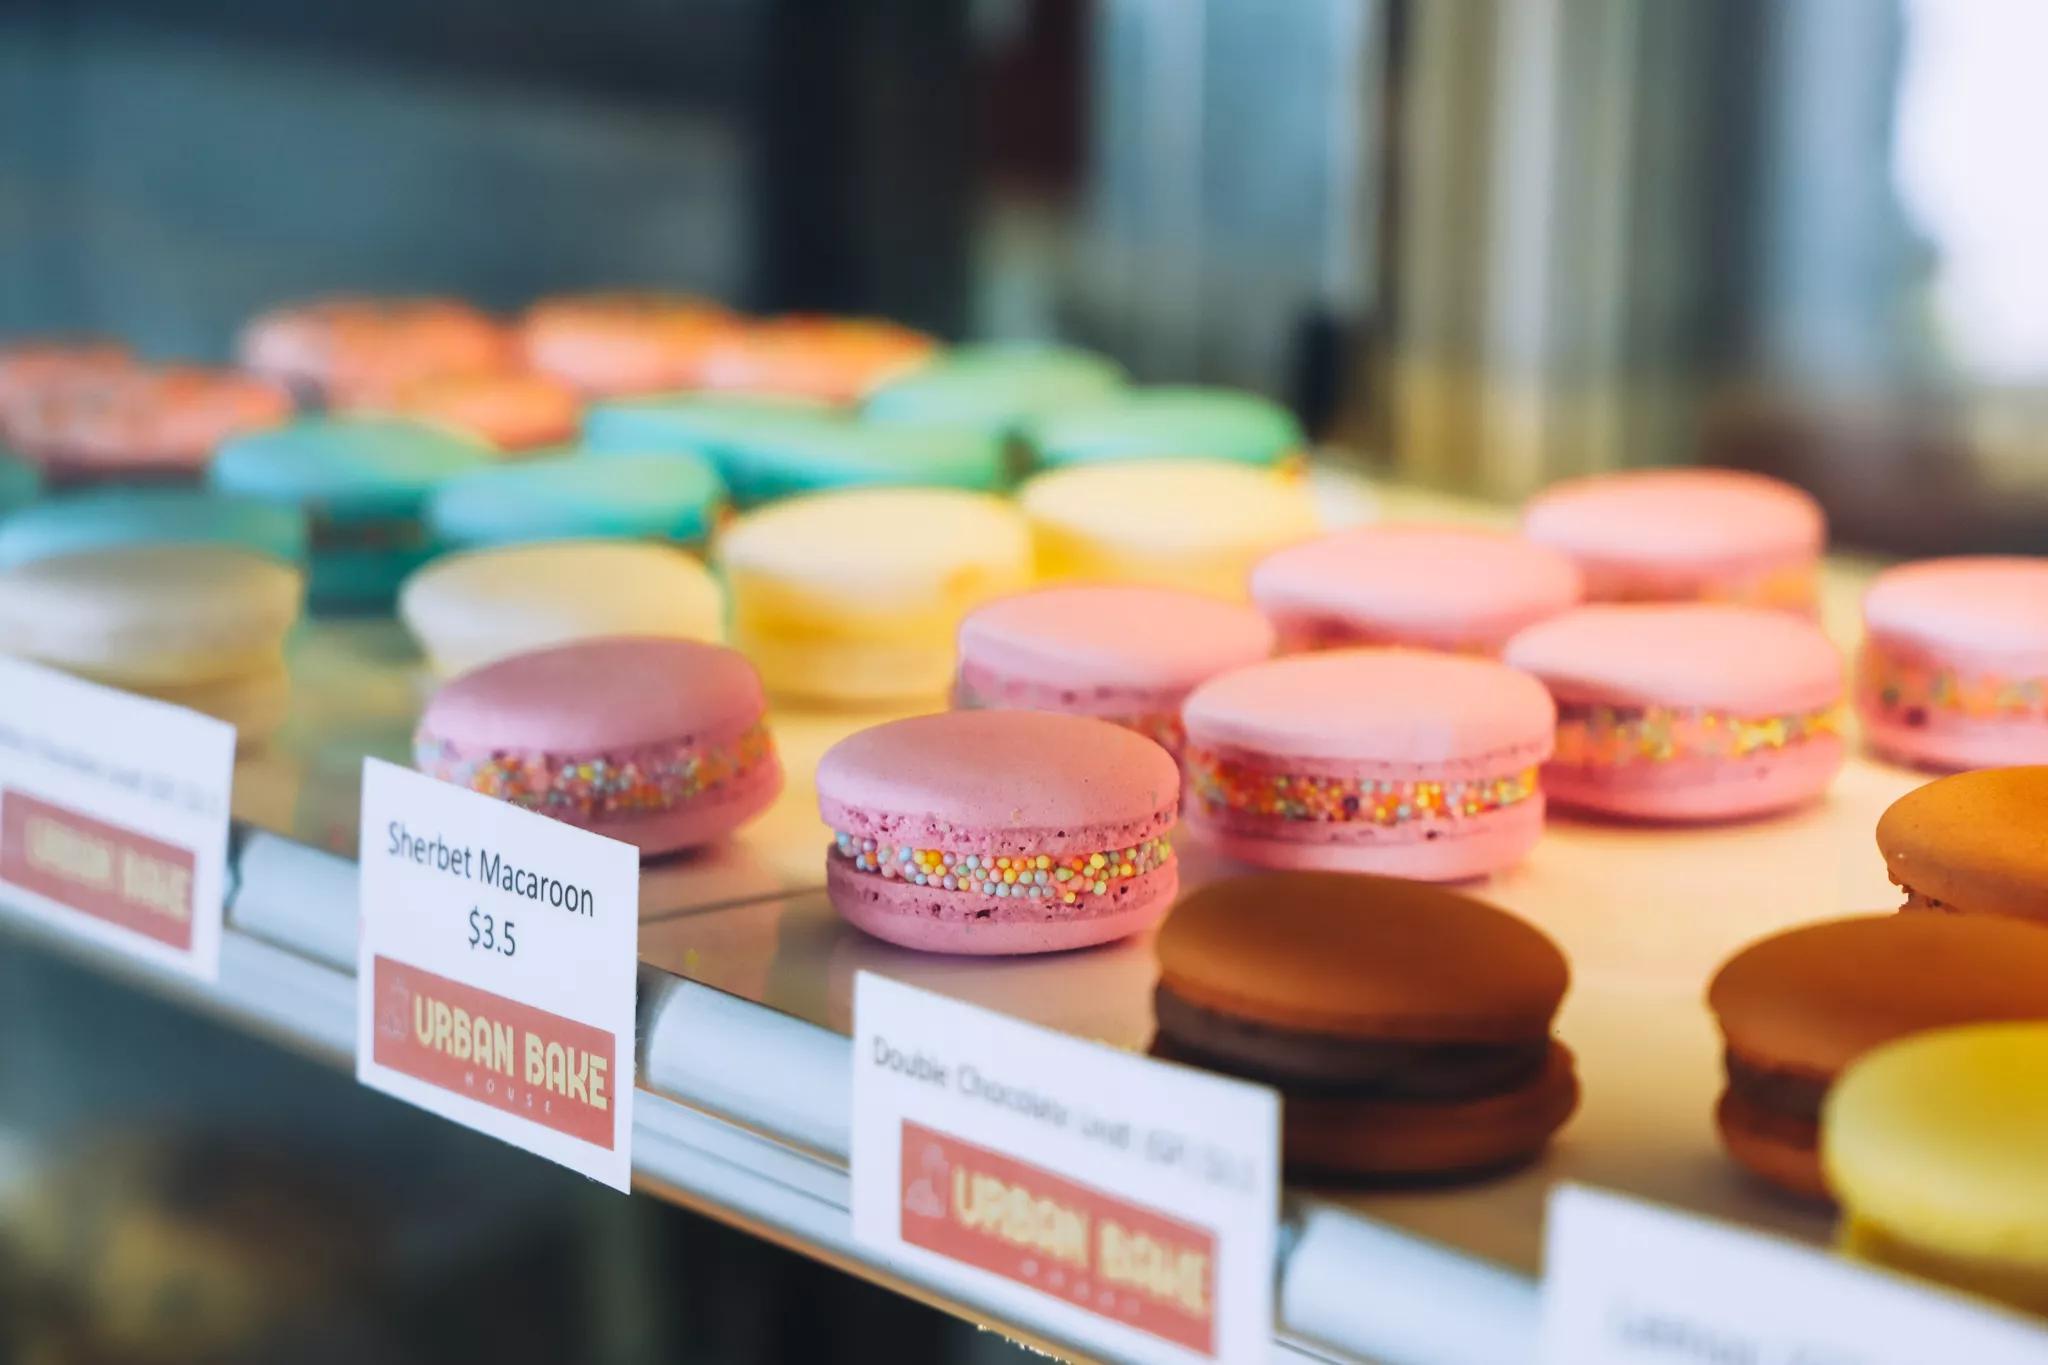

[1505,604,1845,821]
[953,585,1275,756]
[414,637,782,856]
[816,710,1180,955]
[1250,524,1583,654]
[1182,650,1554,880]
[1857,557,2048,771]
[1521,468,1824,613]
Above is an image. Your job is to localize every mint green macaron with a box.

[1026,386,1304,470]
[862,343,1126,438]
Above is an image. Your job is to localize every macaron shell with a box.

[137,660,293,748]
[863,344,1126,436]
[1155,872,1569,1041]
[1027,387,1303,468]
[1504,604,1844,716]
[1183,649,1556,770]
[956,585,1276,693]
[1156,1035,1578,1180]
[418,636,767,754]
[1521,468,1824,577]
[1823,1022,2048,1268]
[1876,767,2048,921]
[1192,795,1546,882]
[1709,913,2048,1080]
[829,857,1176,955]
[1541,734,1846,822]
[0,545,303,686]
[425,451,725,547]
[399,540,725,676]
[816,710,1180,852]
[1250,525,1583,652]
[1861,557,2048,663]
[0,488,309,569]
[211,418,491,515]
[1715,1088,1828,1202]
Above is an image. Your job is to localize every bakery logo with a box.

[0,789,196,950]
[898,1120,1217,1356]
[371,956,616,1148]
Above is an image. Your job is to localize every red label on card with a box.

[0,789,196,950]
[898,1120,1218,1356]
[370,956,617,1149]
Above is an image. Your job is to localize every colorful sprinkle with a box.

[1186,752,1538,825]
[1552,702,1842,766]
[1860,645,2047,724]
[830,830,1172,905]
[417,721,774,818]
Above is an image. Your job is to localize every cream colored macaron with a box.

[399,540,725,677]
[1020,458,1318,600]
[0,545,303,742]
[1823,1021,2048,1320]
[717,487,1031,703]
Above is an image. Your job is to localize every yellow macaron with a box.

[717,487,1031,704]
[1822,1021,2048,1319]
[1019,458,1318,601]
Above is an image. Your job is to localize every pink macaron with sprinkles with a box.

[1505,604,1845,821]
[953,585,1275,756]
[1521,468,1824,613]
[1857,556,2048,771]
[1182,649,1554,880]
[415,637,781,856]
[816,710,1180,954]
[1250,524,1583,654]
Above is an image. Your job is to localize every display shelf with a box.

[3,479,1934,1365]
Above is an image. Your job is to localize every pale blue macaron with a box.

[1025,386,1304,470]
[582,392,825,464]
[0,487,308,569]
[0,451,40,515]
[588,398,1002,506]
[861,343,1126,437]
[427,450,726,548]
[210,417,490,608]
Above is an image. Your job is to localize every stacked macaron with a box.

[1876,766,2048,925]
[1824,1023,2048,1320]
[1505,605,1847,822]
[1522,468,1824,614]
[953,585,1274,757]
[816,710,1181,954]
[0,545,302,743]
[1182,650,1555,880]
[719,488,1031,703]
[1707,913,2048,1201]
[414,637,780,857]
[1154,873,1577,1180]
[1858,557,2048,770]
[1021,459,1318,601]
[400,541,725,677]
[1251,524,1582,654]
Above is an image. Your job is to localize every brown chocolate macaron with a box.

[1876,766,2048,923]
[1153,872,1576,1182]
[1707,912,2048,1201]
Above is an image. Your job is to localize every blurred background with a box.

[3,0,2047,553]
[2,1,2045,1358]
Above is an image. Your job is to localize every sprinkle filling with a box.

[1552,701,1841,766]
[1186,751,1538,825]
[830,832,1172,905]
[418,721,774,819]
[1860,644,2047,723]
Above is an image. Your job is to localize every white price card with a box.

[0,658,233,981]
[851,972,1280,1364]
[357,758,638,1190]
[1541,1184,2048,1365]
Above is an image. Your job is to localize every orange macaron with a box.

[379,369,582,452]
[10,365,292,484]
[1876,766,2048,923]
[694,315,937,404]
[517,291,742,397]
[1707,912,2048,1201]
[1153,873,1576,1181]
[240,295,512,407]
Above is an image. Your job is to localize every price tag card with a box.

[357,758,638,1189]
[0,658,233,981]
[1542,1184,2048,1365]
[851,972,1280,1364]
